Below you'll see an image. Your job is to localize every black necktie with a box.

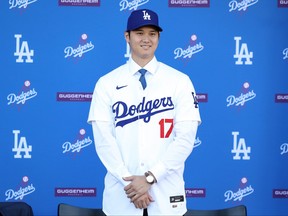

[138,69,147,89]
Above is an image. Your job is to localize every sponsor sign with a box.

[186,188,206,197]
[55,188,96,197]
[57,92,92,102]
[278,0,288,7]
[273,189,288,198]
[169,0,210,7]
[58,0,100,6]
[275,94,288,103]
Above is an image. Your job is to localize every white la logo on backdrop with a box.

[234,36,253,65]
[14,34,34,63]
[12,130,32,159]
[124,43,131,61]
[231,131,251,160]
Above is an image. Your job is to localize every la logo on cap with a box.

[126,9,163,32]
[142,10,151,20]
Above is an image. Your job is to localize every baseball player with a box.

[88,9,201,216]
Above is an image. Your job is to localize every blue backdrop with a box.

[1,1,288,215]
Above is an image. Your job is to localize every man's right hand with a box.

[132,192,154,209]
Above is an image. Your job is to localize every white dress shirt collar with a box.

[128,56,160,75]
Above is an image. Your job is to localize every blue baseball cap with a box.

[126,9,163,32]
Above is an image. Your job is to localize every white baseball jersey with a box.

[88,56,201,216]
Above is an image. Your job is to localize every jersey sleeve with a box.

[88,78,132,186]
[88,77,113,124]
[174,74,201,124]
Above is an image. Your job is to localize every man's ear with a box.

[124,31,130,43]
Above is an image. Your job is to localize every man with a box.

[88,9,201,216]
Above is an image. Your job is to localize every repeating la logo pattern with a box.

[174,34,204,62]
[280,143,288,155]
[224,177,254,202]
[231,131,251,160]
[62,129,93,155]
[283,48,288,60]
[5,176,36,201]
[119,0,149,11]
[14,34,34,63]
[234,36,253,65]
[226,82,256,107]
[64,34,94,60]
[9,0,38,9]
[7,80,37,107]
[228,0,258,12]
[12,130,32,159]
